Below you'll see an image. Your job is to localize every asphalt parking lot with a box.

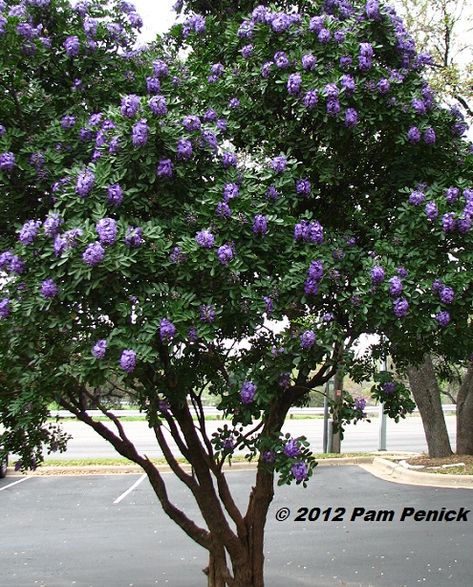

[1,467,472,587]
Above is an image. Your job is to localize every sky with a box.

[132,0,176,40]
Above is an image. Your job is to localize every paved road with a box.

[1,467,471,586]
[50,415,457,460]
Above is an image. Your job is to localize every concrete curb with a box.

[361,457,473,489]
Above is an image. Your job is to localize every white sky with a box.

[132,0,176,40]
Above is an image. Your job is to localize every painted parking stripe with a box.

[113,473,146,504]
[0,477,30,492]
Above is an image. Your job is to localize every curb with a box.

[361,457,473,489]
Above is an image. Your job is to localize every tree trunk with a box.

[456,365,473,455]
[407,355,452,458]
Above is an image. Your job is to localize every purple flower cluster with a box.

[388,276,403,297]
[291,462,308,482]
[217,243,234,265]
[83,242,105,266]
[153,59,169,78]
[296,179,311,196]
[107,184,124,206]
[371,265,385,285]
[283,438,300,458]
[359,42,374,71]
[182,115,201,132]
[64,35,80,57]
[132,119,149,147]
[121,94,140,118]
[41,278,58,298]
[241,44,253,58]
[0,152,15,171]
[216,202,231,218]
[252,214,268,236]
[120,349,137,373]
[76,169,95,198]
[408,190,425,206]
[425,201,439,221]
[407,126,421,143]
[195,229,215,249]
[156,159,173,178]
[305,260,324,296]
[124,227,144,248]
[294,220,324,244]
[222,152,237,168]
[287,73,302,96]
[19,220,41,245]
[435,310,450,327]
[92,339,107,359]
[354,397,367,415]
[273,51,290,69]
[149,95,167,116]
[182,14,205,37]
[345,108,358,128]
[53,228,82,257]
[43,214,63,238]
[382,381,396,394]
[240,381,256,404]
[302,54,316,70]
[160,318,176,342]
[96,218,117,246]
[177,138,193,161]
[199,304,215,323]
[393,297,409,318]
[300,330,316,350]
[0,298,11,319]
[304,90,318,109]
[61,115,76,130]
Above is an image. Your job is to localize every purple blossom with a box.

[146,77,161,96]
[370,266,385,284]
[263,296,273,314]
[341,74,356,93]
[132,119,148,147]
[156,159,173,178]
[303,90,318,109]
[393,297,409,318]
[19,220,42,245]
[61,115,76,130]
[287,73,302,96]
[83,242,105,266]
[318,28,331,43]
[92,339,107,359]
[407,126,421,143]
[409,190,425,206]
[217,119,227,132]
[170,246,186,264]
[302,54,317,71]
[309,16,324,33]
[389,276,403,297]
[229,97,240,109]
[274,51,290,69]
[300,330,316,349]
[201,130,218,151]
[425,201,439,221]
[304,279,319,295]
[439,286,454,304]
[120,349,137,373]
[222,152,237,168]
[64,36,80,57]
[432,279,444,293]
[294,220,324,244]
[423,127,436,145]
[283,438,300,458]
[377,78,390,94]
[203,109,217,122]
[107,184,124,206]
[216,202,232,218]
[308,260,324,281]
[271,12,291,32]
[195,229,215,248]
[0,298,11,319]
[149,95,167,116]
[323,312,334,322]
[160,318,176,342]
[182,115,201,132]
[411,98,426,114]
[354,397,367,415]
[397,267,408,278]
[0,152,15,171]
[183,14,206,36]
[442,212,456,232]
[340,55,353,69]
[238,19,254,38]
[223,183,239,201]
[296,179,311,196]
[76,169,95,198]
[445,187,459,203]
[96,218,117,246]
[252,214,268,236]
[291,462,308,482]
[241,44,253,58]
[153,59,169,78]
[121,94,140,118]
[177,138,193,161]
[199,304,215,323]
[261,62,272,78]
[271,156,287,173]
[124,227,144,248]
[266,186,279,200]
[41,278,59,298]
[435,311,450,327]
[382,382,396,394]
[43,215,63,238]
[240,381,256,404]
[217,243,234,265]
[187,327,198,342]
[326,99,341,116]
[345,108,358,128]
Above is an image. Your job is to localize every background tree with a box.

[1,1,473,586]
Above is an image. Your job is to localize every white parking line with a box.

[0,477,30,492]
[113,474,146,504]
